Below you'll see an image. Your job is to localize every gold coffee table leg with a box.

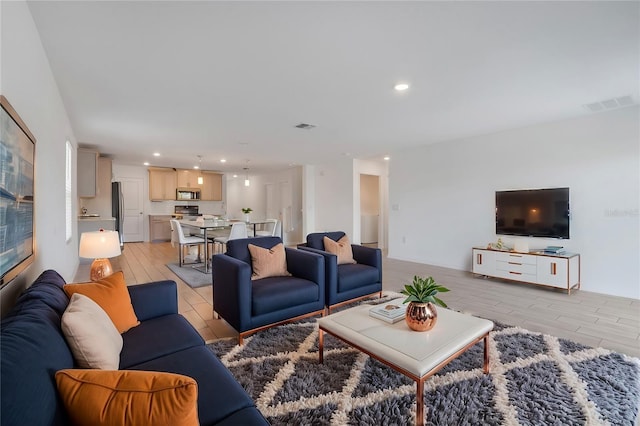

[416,379,424,426]
[319,329,324,364]
[484,334,490,373]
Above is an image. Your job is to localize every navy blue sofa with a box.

[212,237,325,344]
[300,231,382,313]
[0,269,269,426]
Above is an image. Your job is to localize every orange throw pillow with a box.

[323,235,357,265]
[55,369,199,426]
[248,243,291,280]
[64,271,140,333]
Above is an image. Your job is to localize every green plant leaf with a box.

[400,275,449,304]
[433,296,447,308]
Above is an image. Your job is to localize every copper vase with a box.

[405,302,437,332]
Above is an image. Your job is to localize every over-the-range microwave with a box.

[176,188,201,200]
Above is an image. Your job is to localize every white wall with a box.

[388,107,639,299]
[311,158,356,238]
[0,1,80,311]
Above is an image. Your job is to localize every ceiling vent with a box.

[584,95,635,113]
[294,123,316,130]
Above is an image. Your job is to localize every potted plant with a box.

[401,276,449,331]
[241,208,252,222]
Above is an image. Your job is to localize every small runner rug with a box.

[207,317,640,425]
[165,262,211,288]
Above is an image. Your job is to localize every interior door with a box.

[120,178,144,242]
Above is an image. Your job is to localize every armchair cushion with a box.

[337,263,381,292]
[252,276,320,316]
[323,235,356,265]
[248,242,291,280]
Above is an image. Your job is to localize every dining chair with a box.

[169,219,206,267]
[255,219,279,237]
[213,222,248,253]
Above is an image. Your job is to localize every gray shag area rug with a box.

[165,262,211,288]
[207,314,640,425]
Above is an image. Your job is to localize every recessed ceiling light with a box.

[143,162,150,166]
[233,174,238,178]
[153,152,160,157]
[394,83,409,91]
[220,159,227,163]
[383,156,390,161]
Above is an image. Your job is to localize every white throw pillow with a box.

[61,293,123,370]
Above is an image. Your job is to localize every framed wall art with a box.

[0,95,36,287]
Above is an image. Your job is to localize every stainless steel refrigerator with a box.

[111,182,125,250]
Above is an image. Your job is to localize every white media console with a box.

[472,248,580,294]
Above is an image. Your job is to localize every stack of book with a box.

[369,303,407,324]
[543,246,565,254]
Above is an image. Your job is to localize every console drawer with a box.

[496,260,537,277]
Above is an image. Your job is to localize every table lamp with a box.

[79,229,122,281]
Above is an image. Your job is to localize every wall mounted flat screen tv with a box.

[496,187,570,239]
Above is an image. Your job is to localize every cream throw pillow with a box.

[323,235,357,265]
[61,293,123,370]
[248,243,291,280]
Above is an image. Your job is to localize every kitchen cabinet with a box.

[176,169,201,188]
[148,167,177,201]
[149,215,172,242]
[78,149,98,198]
[80,157,112,217]
[201,171,223,201]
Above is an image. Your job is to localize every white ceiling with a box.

[27,1,639,174]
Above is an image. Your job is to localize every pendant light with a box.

[243,168,250,187]
[244,160,250,186]
[197,155,203,185]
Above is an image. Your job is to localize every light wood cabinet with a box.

[78,149,98,198]
[201,171,223,201]
[149,167,222,201]
[148,167,177,201]
[149,215,172,242]
[472,248,580,294]
[176,169,201,188]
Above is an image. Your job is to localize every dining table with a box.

[178,218,276,273]
[178,219,231,274]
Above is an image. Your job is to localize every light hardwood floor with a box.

[106,242,639,358]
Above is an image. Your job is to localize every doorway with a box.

[360,174,379,245]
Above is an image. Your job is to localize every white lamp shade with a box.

[79,230,122,259]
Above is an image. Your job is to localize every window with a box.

[65,140,72,242]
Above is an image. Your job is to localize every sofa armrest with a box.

[212,254,253,331]
[285,248,325,287]
[127,280,178,321]
[352,245,382,270]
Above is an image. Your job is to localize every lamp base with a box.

[90,258,114,281]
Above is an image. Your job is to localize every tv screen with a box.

[496,188,570,239]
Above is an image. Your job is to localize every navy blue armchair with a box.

[300,231,382,313]
[212,237,325,344]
